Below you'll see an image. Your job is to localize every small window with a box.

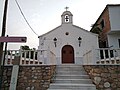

[100,19,105,29]
[65,15,69,22]
[118,39,120,48]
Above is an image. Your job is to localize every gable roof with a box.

[38,25,62,38]
[38,24,98,38]
[73,25,98,36]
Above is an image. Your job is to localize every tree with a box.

[20,45,37,59]
[21,45,30,50]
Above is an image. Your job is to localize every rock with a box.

[26,87,30,90]
[94,76,101,85]
[104,82,110,88]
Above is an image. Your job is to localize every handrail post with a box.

[108,49,111,64]
[19,47,22,65]
[113,49,117,64]
[103,49,106,64]
[98,49,101,64]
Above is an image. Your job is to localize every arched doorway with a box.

[62,45,74,63]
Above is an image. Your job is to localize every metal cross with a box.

[65,7,69,11]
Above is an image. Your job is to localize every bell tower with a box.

[61,7,73,24]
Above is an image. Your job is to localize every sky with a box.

[0,0,120,50]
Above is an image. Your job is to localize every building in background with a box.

[91,4,120,48]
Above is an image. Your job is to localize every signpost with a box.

[0,36,27,90]
[0,37,27,43]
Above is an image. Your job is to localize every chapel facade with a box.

[38,10,98,65]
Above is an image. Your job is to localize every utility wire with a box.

[14,0,39,36]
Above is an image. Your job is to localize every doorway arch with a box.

[62,45,74,63]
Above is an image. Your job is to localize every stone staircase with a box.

[48,64,96,90]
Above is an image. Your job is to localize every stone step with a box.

[55,75,90,79]
[57,65,84,67]
[48,84,96,90]
[56,70,86,73]
[54,79,92,84]
[48,65,96,90]
[48,88,96,90]
[56,71,87,75]
[56,65,86,75]
[56,64,83,67]
[56,67,85,71]
[48,89,73,90]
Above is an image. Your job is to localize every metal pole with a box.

[0,36,8,90]
[0,1,9,89]
[0,0,9,70]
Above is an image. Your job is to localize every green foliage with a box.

[20,45,37,59]
[21,45,30,50]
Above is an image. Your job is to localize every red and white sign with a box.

[0,37,27,43]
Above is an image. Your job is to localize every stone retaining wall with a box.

[84,65,120,90]
[3,65,120,90]
[2,66,12,89]
[2,65,56,90]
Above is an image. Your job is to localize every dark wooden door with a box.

[62,45,74,63]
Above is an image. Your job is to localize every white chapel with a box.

[38,9,99,65]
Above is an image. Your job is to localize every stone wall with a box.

[84,65,120,90]
[3,65,120,90]
[2,65,56,90]
[2,66,12,89]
